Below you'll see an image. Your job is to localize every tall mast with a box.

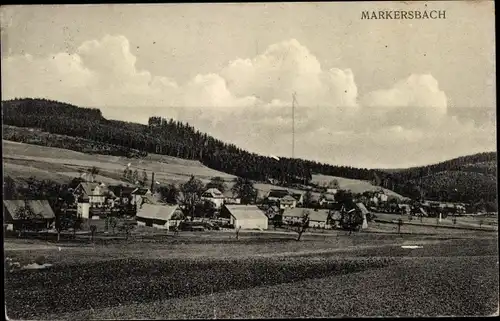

[292,94,294,159]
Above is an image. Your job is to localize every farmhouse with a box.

[136,203,184,230]
[279,195,297,209]
[283,208,330,228]
[107,185,136,205]
[131,187,152,206]
[319,194,336,207]
[220,204,268,230]
[201,188,225,209]
[3,200,56,231]
[73,182,110,208]
[266,189,290,203]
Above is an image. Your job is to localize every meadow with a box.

[4,230,498,319]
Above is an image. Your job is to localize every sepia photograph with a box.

[1,1,498,319]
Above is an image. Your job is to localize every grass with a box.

[4,236,498,319]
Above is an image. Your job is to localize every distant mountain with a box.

[2,98,496,204]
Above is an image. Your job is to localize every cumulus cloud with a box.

[1,34,494,168]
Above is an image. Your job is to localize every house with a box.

[326,188,338,195]
[319,194,336,207]
[131,187,152,206]
[266,189,290,203]
[3,200,56,231]
[136,203,184,230]
[107,185,136,205]
[282,208,330,229]
[291,193,304,207]
[223,191,241,205]
[201,188,225,209]
[398,204,411,215]
[220,204,268,230]
[279,195,297,210]
[73,182,110,208]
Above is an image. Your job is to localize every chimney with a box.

[150,172,155,192]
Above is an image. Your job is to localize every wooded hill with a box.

[2,98,497,204]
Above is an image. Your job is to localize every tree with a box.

[328,179,340,190]
[303,190,313,208]
[231,177,257,205]
[109,217,118,234]
[123,168,133,182]
[158,184,180,204]
[87,166,99,183]
[141,170,148,187]
[180,176,204,218]
[3,176,18,199]
[195,200,217,219]
[118,221,135,240]
[14,203,38,237]
[132,170,139,184]
[293,210,310,241]
[206,177,227,193]
[340,204,363,235]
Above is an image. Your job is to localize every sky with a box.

[1,2,496,169]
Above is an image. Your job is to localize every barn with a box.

[3,200,56,231]
[136,203,184,230]
[221,205,268,230]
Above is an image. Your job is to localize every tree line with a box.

[2,98,497,204]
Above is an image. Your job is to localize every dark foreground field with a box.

[4,233,499,319]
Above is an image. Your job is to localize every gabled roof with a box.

[291,193,303,201]
[268,189,290,198]
[203,188,224,198]
[224,205,268,221]
[76,182,99,195]
[3,200,56,221]
[283,208,329,222]
[136,203,182,221]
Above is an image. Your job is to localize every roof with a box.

[281,195,297,202]
[132,188,151,196]
[356,203,370,215]
[203,188,224,198]
[107,185,136,196]
[283,208,329,222]
[321,194,335,201]
[136,203,182,221]
[268,189,290,198]
[3,200,56,220]
[291,193,303,200]
[419,207,428,216]
[76,182,99,195]
[224,205,268,221]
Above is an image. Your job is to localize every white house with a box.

[136,203,184,230]
[73,182,110,208]
[221,205,268,230]
[201,188,226,209]
[279,195,297,210]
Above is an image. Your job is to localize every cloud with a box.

[1,34,495,168]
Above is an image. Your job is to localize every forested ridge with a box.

[2,98,497,203]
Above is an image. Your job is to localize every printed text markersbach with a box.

[361,10,446,20]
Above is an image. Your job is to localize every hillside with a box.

[2,98,496,204]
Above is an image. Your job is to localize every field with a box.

[3,140,405,199]
[4,229,498,319]
[311,174,406,199]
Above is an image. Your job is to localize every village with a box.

[3,166,473,241]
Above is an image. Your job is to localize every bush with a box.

[34,256,45,265]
